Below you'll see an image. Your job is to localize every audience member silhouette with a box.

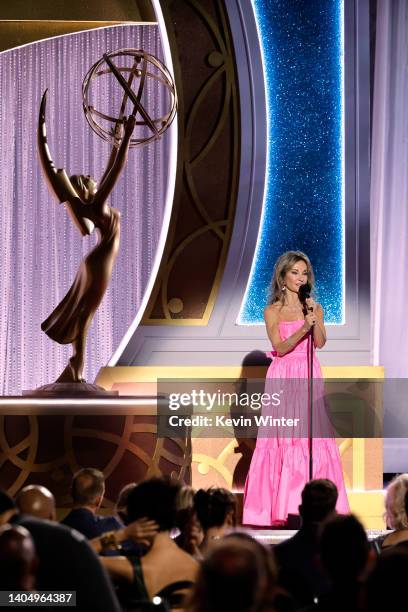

[0,524,38,590]
[193,487,237,553]
[175,486,204,558]
[365,544,408,611]
[372,473,408,554]
[186,536,275,612]
[102,477,199,610]
[273,479,337,609]
[225,532,297,612]
[303,514,371,612]
[61,468,122,538]
[16,485,56,521]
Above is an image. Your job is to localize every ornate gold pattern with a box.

[0,410,190,507]
[142,0,240,324]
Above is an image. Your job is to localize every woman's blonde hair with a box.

[176,485,196,512]
[267,250,315,305]
[385,474,408,529]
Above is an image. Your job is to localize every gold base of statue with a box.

[23,382,119,397]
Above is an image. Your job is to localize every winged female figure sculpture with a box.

[37,90,136,383]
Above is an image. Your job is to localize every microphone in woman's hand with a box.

[298,282,311,306]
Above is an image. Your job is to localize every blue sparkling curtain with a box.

[239,0,344,324]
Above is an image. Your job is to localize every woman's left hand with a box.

[124,517,159,545]
[305,297,317,312]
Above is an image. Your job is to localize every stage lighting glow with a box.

[0,398,158,406]
[238,0,345,325]
[0,396,161,416]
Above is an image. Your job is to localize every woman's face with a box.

[189,512,204,547]
[283,259,309,294]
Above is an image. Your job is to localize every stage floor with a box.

[245,529,389,545]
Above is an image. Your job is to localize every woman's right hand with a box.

[304,311,317,331]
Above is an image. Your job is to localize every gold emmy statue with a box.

[38,90,136,385]
[35,49,177,393]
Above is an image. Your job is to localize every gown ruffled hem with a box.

[242,437,350,526]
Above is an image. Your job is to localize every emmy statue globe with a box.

[36,49,177,395]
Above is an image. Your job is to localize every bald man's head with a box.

[0,524,38,590]
[71,468,105,508]
[16,486,56,521]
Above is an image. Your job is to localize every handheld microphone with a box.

[298,282,311,305]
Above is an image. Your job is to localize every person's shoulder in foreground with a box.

[12,514,121,612]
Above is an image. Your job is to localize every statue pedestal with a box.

[23,382,118,397]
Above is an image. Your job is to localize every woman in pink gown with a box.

[243,251,349,526]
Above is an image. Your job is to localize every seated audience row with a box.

[1,471,408,611]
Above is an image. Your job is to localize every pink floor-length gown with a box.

[243,320,350,526]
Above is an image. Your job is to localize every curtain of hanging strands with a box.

[371,0,408,376]
[0,25,168,394]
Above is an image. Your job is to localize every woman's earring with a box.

[281,285,286,292]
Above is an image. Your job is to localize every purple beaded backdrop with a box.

[0,25,169,394]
